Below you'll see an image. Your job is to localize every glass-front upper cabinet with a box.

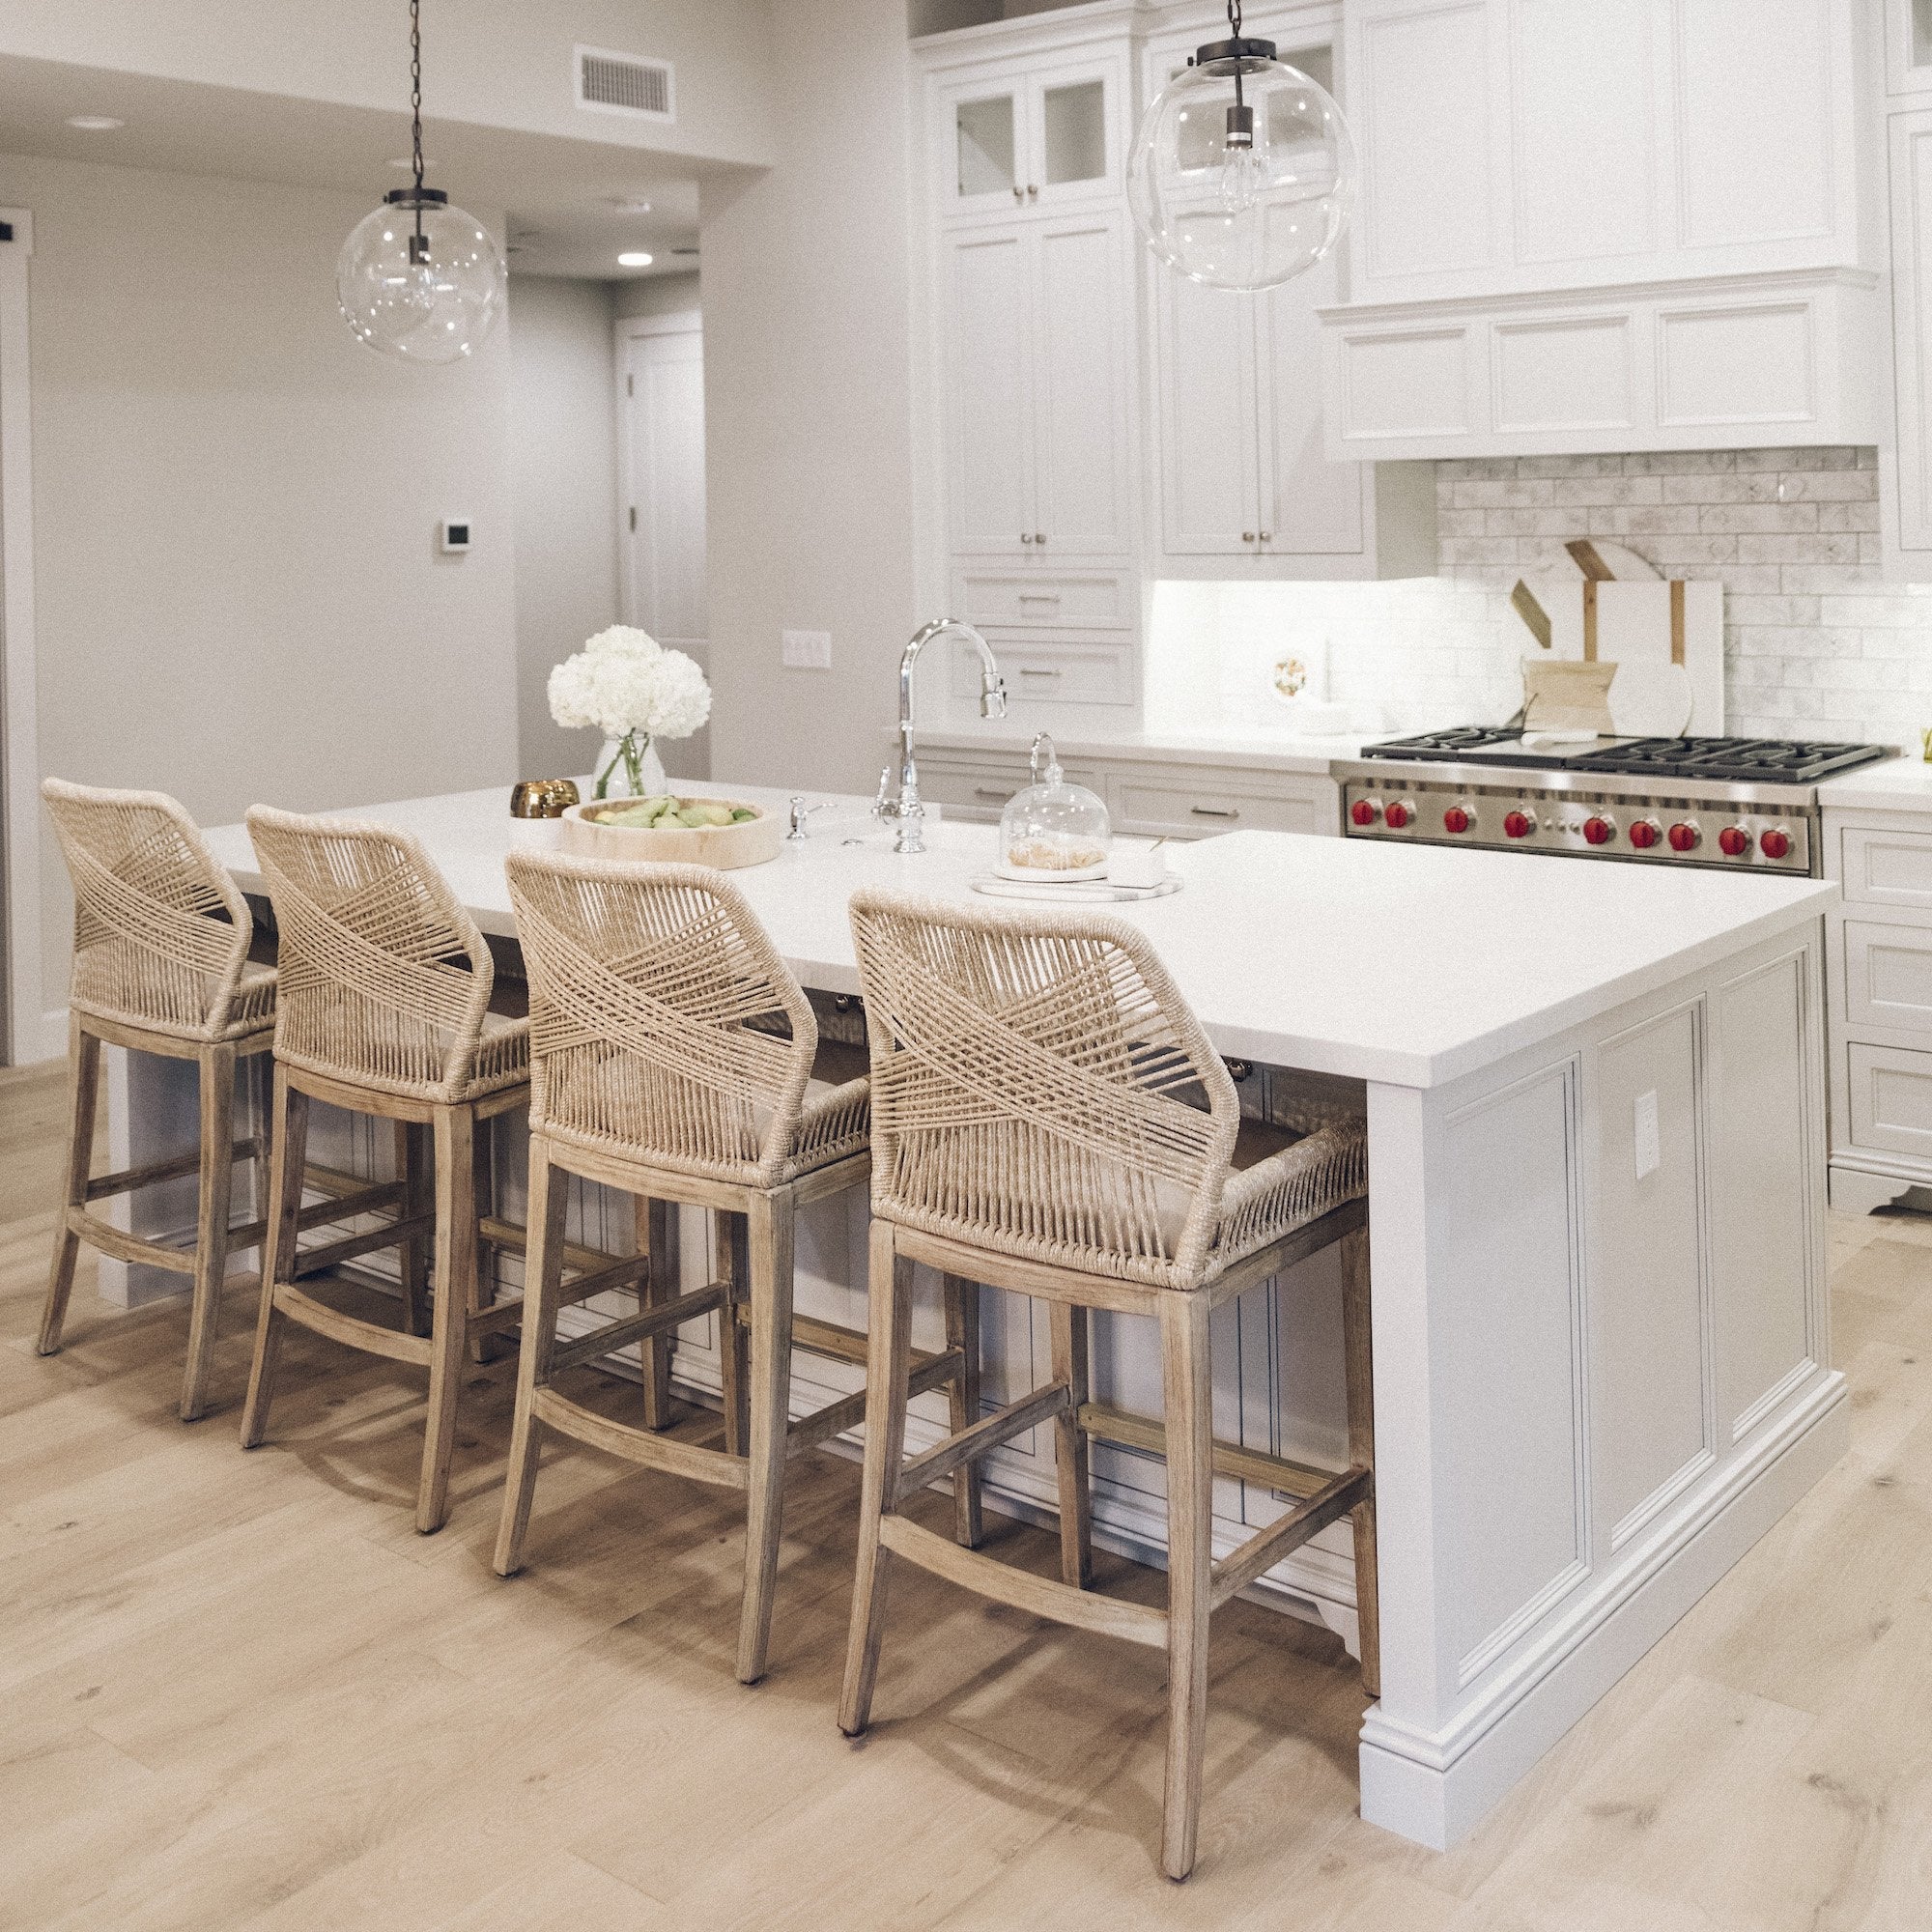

[1892,0,1932,97]
[938,57,1123,217]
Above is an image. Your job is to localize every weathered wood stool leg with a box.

[394,1122,431,1338]
[1051,1300,1094,1587]
[639,1196,679,1432]
[1159,1291,1215,1884]
[720,1208,752,1458]
[38,1017,101,1358]
[469,1120,502,1364]
[179,1039,238,1422]
[495,1144,568,1577]
[737,1190,797,1686]
[418,1102,476,1534]
[838,1220,916,1737]
[240,1069,309,1448]
[943,1272,984,1549]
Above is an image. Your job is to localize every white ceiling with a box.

[0,51,727,278]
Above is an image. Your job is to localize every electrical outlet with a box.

[781,629,832,669]
[1634,1089,1661,1179]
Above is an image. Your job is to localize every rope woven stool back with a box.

[247,806,494,1102]
[849,889,1240,1289]
[43,778,255,1040]
[505,852,817,1187]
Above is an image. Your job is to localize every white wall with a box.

[0,149,518,1033]
[700,0,921,794]
[612,270,699,320]
[0,1,779,171]
[508,274,619,780]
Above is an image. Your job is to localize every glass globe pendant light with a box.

[336,0,505,364]
[1127,0,1357,293]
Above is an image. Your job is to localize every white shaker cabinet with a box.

[936,53,1126,220]
[1884,110,1932,568]
[941,209,1136,563]
[1322,0,1884,459]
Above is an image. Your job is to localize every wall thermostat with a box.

[439,518,472,554]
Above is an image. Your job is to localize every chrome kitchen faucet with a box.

[874,617,1008,855]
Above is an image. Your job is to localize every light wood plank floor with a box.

[4,1055,1929,1930]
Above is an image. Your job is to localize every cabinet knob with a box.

[1258,531,1272,543]
[1027,184,1039,197]
[1241,531,1256,543]
[1020,532,1033,544]
[1034,531,1045,546]
[1012,185,1024,201]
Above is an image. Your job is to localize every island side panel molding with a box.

[1592,998,1717,1552]
[1710,941,1828,1442]
[1357,918,1843,1851]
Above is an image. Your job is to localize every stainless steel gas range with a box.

[1338,729,1892,877]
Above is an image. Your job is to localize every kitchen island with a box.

[101,781,1840,1849]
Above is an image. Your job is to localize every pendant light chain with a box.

[408,0,428,260]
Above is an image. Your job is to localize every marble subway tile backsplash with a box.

[1149,448,1932,749]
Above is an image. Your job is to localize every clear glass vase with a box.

[593,731,669,799]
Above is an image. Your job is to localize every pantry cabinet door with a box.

[942,224,1034,556]
[1029,211,1134,557]
[1155,273,1264,557]
[1259,248,1367,556]
[1891,111,1932,556]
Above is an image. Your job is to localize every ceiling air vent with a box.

[575,45,675,123]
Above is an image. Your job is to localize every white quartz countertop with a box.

[910,724,1365,776]
[205,781,1835,1091]
[1817,753,1932,814]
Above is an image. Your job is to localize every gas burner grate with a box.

[1569,737,1889,782]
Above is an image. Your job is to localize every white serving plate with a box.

[558,798,782,869]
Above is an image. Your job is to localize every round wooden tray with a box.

[557,798,782,869]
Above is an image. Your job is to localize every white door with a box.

[1157,274,1264,556]
[1030,210,1132,556]
[623,322,707,648]
[943,225,1034,555]
[1259,249,1366,556]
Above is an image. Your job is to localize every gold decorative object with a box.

[509,779,580,820]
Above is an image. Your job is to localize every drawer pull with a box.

[973,786,1012,800]
[1189,805,1240,819]
[1016,591,1062,603]
[1018,667,1063,679]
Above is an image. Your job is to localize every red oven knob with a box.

[1718,825,1752,858]
[1503,810,1535,839]
[1384,801,1413,829]
[1629,819,1662,849]
[1582,816,1614,845]
[1442,805,1472,834]
[1668,821,1700,853]
[1350,798,1380,827]
[1761,827,1793,861]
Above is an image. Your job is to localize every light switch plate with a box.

[782,629,832,669]
[1634,1089,1661,1179]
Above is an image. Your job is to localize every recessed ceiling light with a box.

[608,197,654,214]
[66,115,124,131]
[617,251,654,268]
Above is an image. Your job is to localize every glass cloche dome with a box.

[998,734,1112,882]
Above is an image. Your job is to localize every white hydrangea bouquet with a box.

[548,625,712,799]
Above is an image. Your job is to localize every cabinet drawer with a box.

[952,638,1132,706]
[1838,824,1932,909]
[917,753,1104,823]
[1844,920,1932,1034]
[1846,1040,1932,1158]
[952,565,1134,630]
[1111,775,1334,839]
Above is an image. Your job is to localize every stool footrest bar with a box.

[65,1207,196,1274]
[530,1384,748,1489]
[786,1347,965,1460]
[84,1135,266,1202]
[546,1282,725,1375]
[272,1284,435,1367]
[1209,1465,1372,1610]
[293,1211,436,1279]
[1078,1401,1334,1502]
[896,1379,1070,1501]
[878,1514,1168,1648]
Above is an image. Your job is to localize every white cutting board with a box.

[1532,578,1723,735]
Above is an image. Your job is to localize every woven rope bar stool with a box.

[496,852,980,1686]
[239,807,531,1534]
[839,889,1378,1883]
[38,779,290,1421]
